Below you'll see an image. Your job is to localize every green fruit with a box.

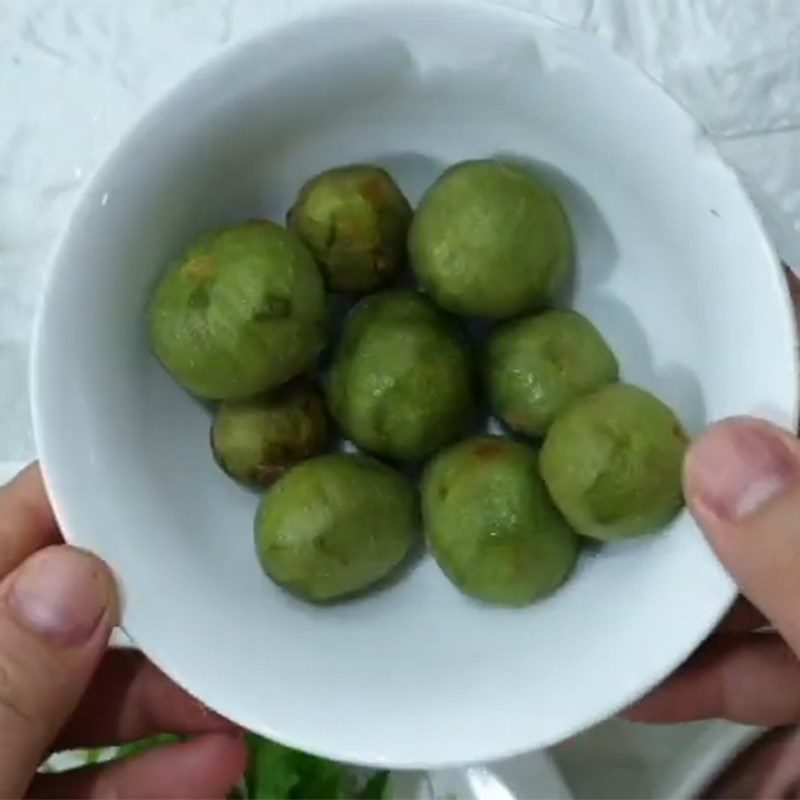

[211,380,328,487]
[287,165,412,293]
[422,436,578,606]
[148,221,327,400]
[328,290,474,461]
[540,383,689,541]
[255,454,417,601]
[487,310,618,437]
[409,160,573,318]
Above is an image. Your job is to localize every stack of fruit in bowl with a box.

[147,158,688,607]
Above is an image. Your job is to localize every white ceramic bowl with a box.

[32,0,797,768]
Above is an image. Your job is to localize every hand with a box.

[627,415,800,728]
[0,464,247,799]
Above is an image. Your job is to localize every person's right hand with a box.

[627,414,800,727]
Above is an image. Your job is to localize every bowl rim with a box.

[30,0,799,768]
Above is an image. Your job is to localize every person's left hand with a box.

[0,464,247,799]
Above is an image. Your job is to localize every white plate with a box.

[31,0,797,768]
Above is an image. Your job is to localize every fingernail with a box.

[686,419,798,521]
[7,547,110,646]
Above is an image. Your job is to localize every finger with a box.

[0,464,60,578]
[626,633,800,724]
[684,417,800,654]
[719,596,770,633]
[742,726,800,800]
[786,267,800,314]
[0,546,117,798]
[55,649,236,749]
[28,731,247,800]
[703,727,800,799]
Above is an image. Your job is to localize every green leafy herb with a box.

[115,733,182,760]
[67,730,390,800]
[82,747,104,765]
[356,770,390,800]
[243,734,390,800]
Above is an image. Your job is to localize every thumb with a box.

[0,545,117,798]
[685,416,800,651]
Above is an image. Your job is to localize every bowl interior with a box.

[33,0,796,768]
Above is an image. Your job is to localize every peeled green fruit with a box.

[287,164,412,293]
[422,436,578,606]
[328,290,475,461]
[148,221,327,400]
[410,160,573,318]
[487,310,619,437]
[540,383,688,541]
[211,380,328,487]
[255,454,417,601]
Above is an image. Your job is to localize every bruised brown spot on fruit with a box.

[472,440,506,460]
[360,176,394,206]
[438,482,449,501]
[504,412,526,430]
[253,462,291,486]
[182,255,216,283]
[336,216,367,244]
